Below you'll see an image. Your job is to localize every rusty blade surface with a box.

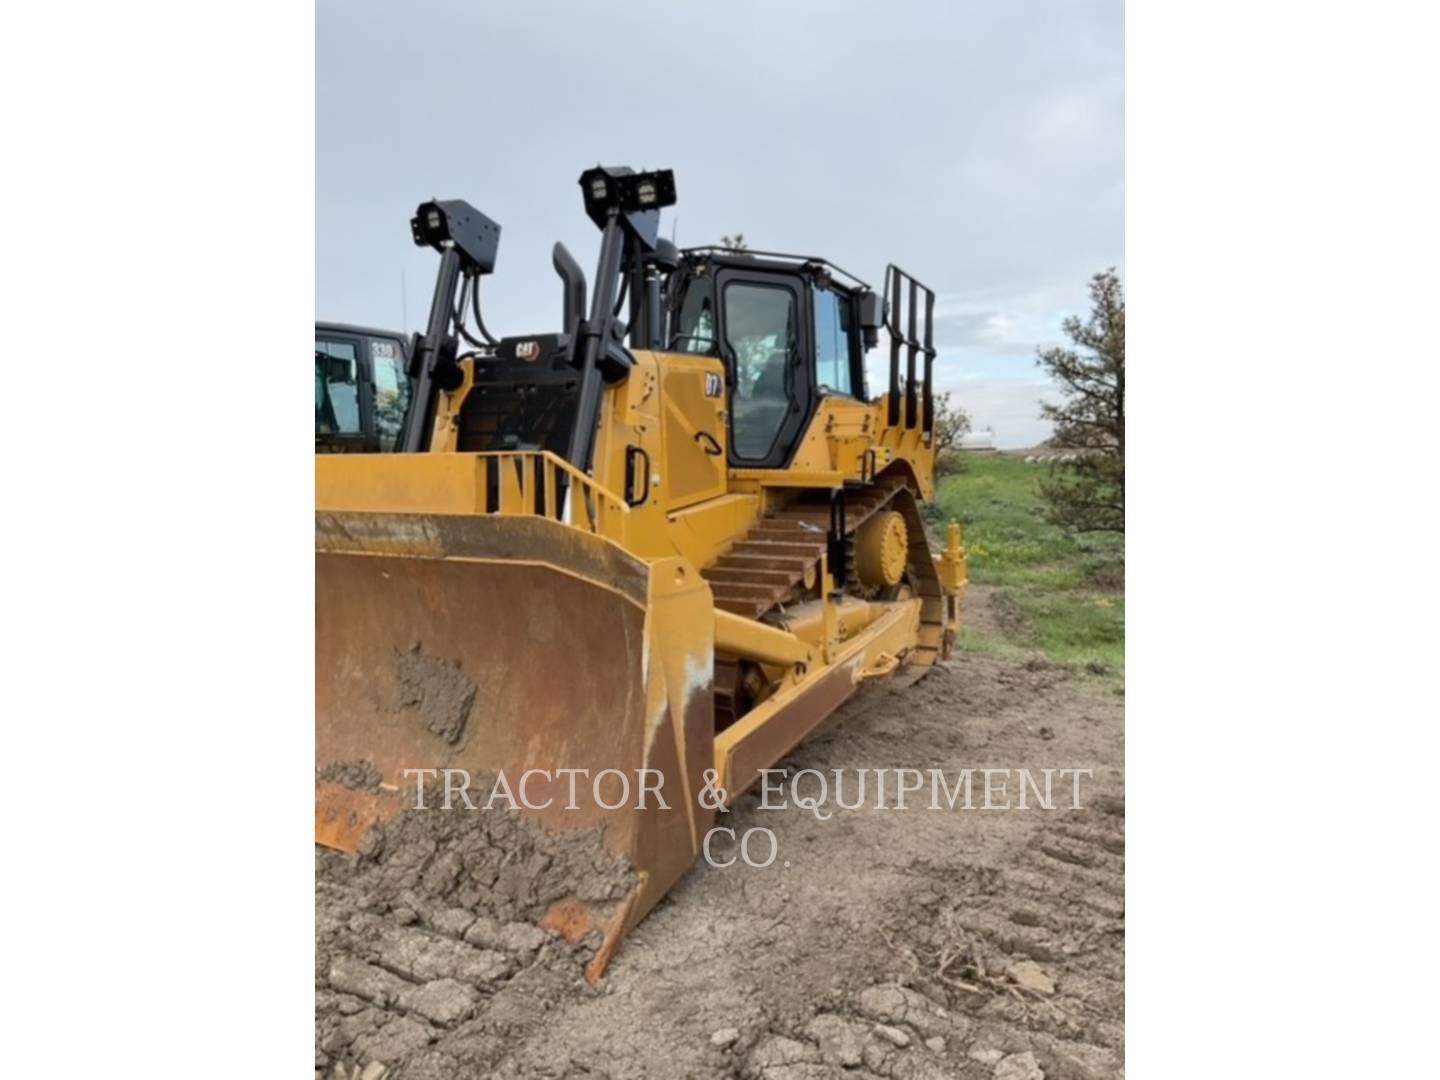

[316,553,649,833]
[315,512,716,980]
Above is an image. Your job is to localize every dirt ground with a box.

[316,585,1125,1079]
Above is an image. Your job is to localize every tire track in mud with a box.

[316,881,596,1076]
[314,780,637,1077]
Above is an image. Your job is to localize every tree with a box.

[931,391,973,476]
[932,391,972,453]
[1036,269,1125,533]
[720,233,749,252]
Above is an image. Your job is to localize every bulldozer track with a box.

[703,472,947,727]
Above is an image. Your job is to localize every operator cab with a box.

[666,249,880,468]
[315,322,412,453]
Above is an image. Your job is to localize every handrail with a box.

[471,451,629,537]
[882,264,937,435]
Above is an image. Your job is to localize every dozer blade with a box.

[315,510,716,981]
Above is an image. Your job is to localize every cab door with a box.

[315,330,372,452]
[714,269,814,468]
[363,333,411,452]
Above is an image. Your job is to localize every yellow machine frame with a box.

[316,176,969,980]
[319,345,967,789]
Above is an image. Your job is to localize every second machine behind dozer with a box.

[316,167,969,979]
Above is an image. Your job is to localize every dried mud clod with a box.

[392,641,477,746]
[317,760,383,791]
[315,778,636,1078]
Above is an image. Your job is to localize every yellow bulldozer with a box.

[316,166,968,979]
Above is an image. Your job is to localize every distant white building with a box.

[958,427,998,453]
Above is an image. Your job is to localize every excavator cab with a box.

[315,322,412,453]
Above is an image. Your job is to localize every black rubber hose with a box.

[470,274,499,346]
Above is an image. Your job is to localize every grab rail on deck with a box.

[473,451,629,537]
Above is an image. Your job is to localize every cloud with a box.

[935,305,1046,357]
[937,374,1067,450]
[317,0,1122,451]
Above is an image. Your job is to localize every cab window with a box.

[369,337,410,449]
[724,282,798,459]
[315,339,361,435]
[671,277,718,355]
[813,286,854,397]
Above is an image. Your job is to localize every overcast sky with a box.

[318,0,1122,448]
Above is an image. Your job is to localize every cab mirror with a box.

[857,289,884,350]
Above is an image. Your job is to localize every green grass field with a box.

[927,454,1124,687]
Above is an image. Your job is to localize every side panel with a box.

[779,393,937,499]
[657,355,728,511]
